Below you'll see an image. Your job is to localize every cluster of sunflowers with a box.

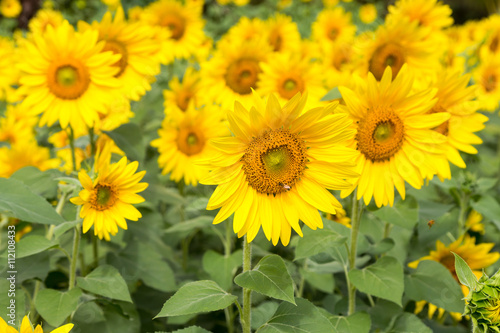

[1,0,500,331]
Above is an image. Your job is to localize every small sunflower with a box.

[0,0,21,18]
[473,53,500,112]
[0,139,59,178]
[222,16,267,44]
[0,104,37,144]
[164,66,201,112]
[200,38,271,109]
[387,0,453,30]
[338,65,450,207]
[151,104,229,186]
[311,7,356,53]
[27,8,65,36]
[326,207,351,228]
[70,144,148,241]
[265,14,302,54]
[359,4,378,24]
[466,210,485,234]
[17,20,122,131]
[201,92,359,246]
[0,36,19,102]
[0,315,73,333]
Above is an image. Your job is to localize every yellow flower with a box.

[473,53,500,112]
[387,0,453,30]
[466,210,485,234]
[202,92,359,246]
[311,7,356,54]
[151,104,229,186]
[70,144,148,241]
[222,16,267,44]
[326,207,351,228]
[163,66,201,112]
[359,4,377,24]
[0,140,59,178]
[27,8,65,36]
[78,7,162,101]
[101,0,120,10]
[0,104,37,144]
[0,0,21,18]
[0,36,19,102]
[0,315,73,333]
[338,65,449,207]
[17,20,122,131]
[265,13,302,54]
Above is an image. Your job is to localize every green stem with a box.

[47,191,69,240]
[88,127,96,157]
[241,236,252,333]
[348,192,363,316]
[92,234,99,268]
[68,224,81,290]
[457,191,470,237]
[223,220,235,333]
[29,280,41,323]
[68,126,77,173]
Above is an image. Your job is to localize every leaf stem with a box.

[68,222,81,290]
[241,235,252,333]
[348,191,363,315]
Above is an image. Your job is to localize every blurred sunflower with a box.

[387,0,453,30]
[70,143,148,241]
[0,315,73,333]
[326,207,351,228]
[151,104,229,186]
[164,66,201,112]
[202,92,359,246]
[222,16,266,43]
[0,140,59,178]
[0,104,37,144]
[359,4,377,24]
[141,0,205,63]
[320,41,354,89]
[466,210,485,234]
[338,66,449,207]
[311,7,356,53]
[17,20,122,131]
[27,8,64,36]
[78,7,161,101]
[258,52,326,108]
[0,36,19,102]
[0,0,21,18]
[266,14,302,54]
[201,38,271,109]
[473,53,500,112]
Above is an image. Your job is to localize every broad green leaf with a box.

[388,313,432,333]
[300,268,334,293]
[234,255,295,304]
[405,260,464,313]
[72,301,106,324]
[53,220,81,238]
[13,252,51,283]
[72,301,139,333]
[142,184,185,206]
[155,280,237,318]
[15,235,57,258]
[329,312,371,333]
[348,256,404,306]
[453,253,478,291]
[165,216,214,234]
[103,123,144,162]
[471,195,500,231]
[76,265,132,302]
[171,327,213,333]
[372,196,419,229]
[202,250,242,290]
[35,288,82,327]
[0,279,26,324]
[11,167,63,198]
[0,178,65,225]
[252,301,279,330]
[366,238,395,256]
[321,87,342,101]
[256,298,338,333]
[295,227,347,260]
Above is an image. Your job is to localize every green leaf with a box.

[453,253,478,291]
[471,195,500,231]
[202,250,242,290]
[234,255,295,304]
[15,235,57,258]
[0,278,26,324]
[35,287,82,327]
[72,301,106,324]
[321,87,342,101]
[0,178,65,225]
[348,256,404,306]
[388,313,432,333]
[142,184,185,206]
[155,280,237,318]
[329,312,371,333]
[53,220,81,238]
[299,268,334,293]
[72,301,139,333]
[252,302,279,330]
[76,265,132,302]
[372,196,419,229]
[256,298,338,333]
[405,260,464,313]
[171,327,213,333]
[165,216,214,234]
[295,227,347,260]
[103,123,144,162]
[11,167,63,198]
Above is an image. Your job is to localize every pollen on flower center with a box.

[92,184,116,210]
[369,42,406,80]
[356,106,405,162]
[177,127,204,156]
[225,58,260,95]
[102,39,128,77]
[242,129,307,195]
[47,59,90,99]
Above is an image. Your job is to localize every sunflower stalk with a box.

[241,235,252,333]
[348,191,364,315]
[68,224,81,290]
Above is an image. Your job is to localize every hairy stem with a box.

[241,236,252,333]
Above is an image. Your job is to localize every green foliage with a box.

[329,312,371,333]
[76,265,132,302]
[15,235,57,258]
[34,287,82,327]
[202,249,242,290]
[454,253,478,291]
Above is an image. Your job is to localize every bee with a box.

[427,219,435,228]
[279,182,291,191]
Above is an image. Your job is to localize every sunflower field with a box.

[1,0,500,332]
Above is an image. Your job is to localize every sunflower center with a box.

[484,72,497,92]
[369,42,406,80]
[490,34,499,53]
[225,58,261,95]
[328,27,339,41]
[242,129,307,195]
[430,105,449,136]
[92,184,116,211]
[356,106,405,162]
[176,89,193,111]
[102,39,128,77]
[269,31,283,52]
[333,51,349,71]
[177,127,204,156]
[278,76,304,100]
[160,14,186,40]
[47,59,90,99]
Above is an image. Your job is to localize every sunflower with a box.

[326,207,351,228]
[466,210,485,234]
[0,36,19,102]
[424,69,487,181]
[320,41,355,90]
[17,20,122,132]
[353,16,440,82]
[338,65,450,207]
[359,4,377,24]
[70,143,148,241]
[311,7,356,54]
[0,0,21,18]
[0,104,37,144]
[201,92,359,246]
[258,52,327,109]
[140,0,205,63]
[78,7,161,101]
[265,14,302,54]
[0,315,73,333]
[222,16,267,44]
[0,139,59,178]
[27,8,65,36]
[151,104,229,186]
[164,66,201,112]
[200,37,271,109]
[473,53,500,112]
[387,0,453,31]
